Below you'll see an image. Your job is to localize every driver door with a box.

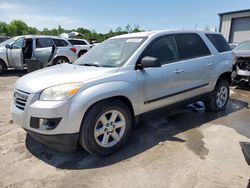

[138,35,187,113]
[7,37,25,69]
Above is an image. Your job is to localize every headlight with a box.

[39,83,82,101]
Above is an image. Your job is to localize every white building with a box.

[219,9,250,43]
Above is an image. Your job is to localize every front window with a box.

[234,41,250,51]
[75,37,145,67]
[12,38,24,49]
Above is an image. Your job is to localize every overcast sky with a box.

[1,0,250,33]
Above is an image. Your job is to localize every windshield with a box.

[0,37,20,47]
[234,41,250,51]
[75,37,145,67]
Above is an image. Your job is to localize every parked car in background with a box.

[12,30,233,156]
[67,39,92,57]
[232,40,250,85]
[0,36,9,43]
[0,35,78,74]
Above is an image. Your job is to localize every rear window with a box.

[69,40,87,45]
[206,34,231,53]
[53,39,68,47]
[36,38,53,48]
[175,34,211,60]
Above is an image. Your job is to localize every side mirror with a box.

[5,44,11,49]
[137,56,161,69]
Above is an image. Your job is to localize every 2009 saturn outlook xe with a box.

[12,30,233,156]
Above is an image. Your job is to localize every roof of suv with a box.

[111,30,221,39]
[19,35,68,40]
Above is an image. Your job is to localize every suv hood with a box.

[15,63,119,93]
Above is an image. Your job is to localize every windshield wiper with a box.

[81,63,101,67]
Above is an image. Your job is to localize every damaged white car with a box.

[233,41,250,85]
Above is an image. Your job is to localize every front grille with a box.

[14,90,29,110]
[236,57,250,71]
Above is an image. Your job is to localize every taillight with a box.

[70,47,77,53]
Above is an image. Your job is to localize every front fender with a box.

[76,81,138,113]
[67,81,139,132]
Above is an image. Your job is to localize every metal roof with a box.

[218,9,250,16]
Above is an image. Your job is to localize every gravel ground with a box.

[0,70,250,188]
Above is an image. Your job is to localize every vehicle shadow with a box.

[0,69,27,77]
[25,98,248,170]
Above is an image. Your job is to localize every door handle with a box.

[206,62,214,66]
[174,68,184,74]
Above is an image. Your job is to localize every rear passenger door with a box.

[139,35,187,113]
[174,33,213,99]
[33,38,53,65]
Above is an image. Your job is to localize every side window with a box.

[206,34,231,53]
[36,38,53,48]
[175,34,211,60]
[12,38,24,49]
[69,40,87,45]
[143,36,179,65]
[53,39,68,47]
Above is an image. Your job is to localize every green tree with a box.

[0,20,143,42]
[8,20,30,36]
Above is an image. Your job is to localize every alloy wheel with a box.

[216,85,228,108]
[94,110,126,148]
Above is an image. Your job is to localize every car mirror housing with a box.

[5,44,11,49]
[138,56,161,69]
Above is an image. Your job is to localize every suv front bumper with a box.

[11,89,84,152]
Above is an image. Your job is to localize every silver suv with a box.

[12,30,233,156]
[0,35,78,73]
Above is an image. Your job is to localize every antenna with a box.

[194,24,197,30]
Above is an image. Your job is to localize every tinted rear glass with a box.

[175,34,211,60]
[206,34,231,53]
[53,39,68,47]
[69,40,87,45]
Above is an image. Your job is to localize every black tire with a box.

[52,56,69,65]
[205,80,230,111]
[79,99,133,156]
[78,50,87,58]
[0,60,7,74]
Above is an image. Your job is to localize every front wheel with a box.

[0,60,7,74]
[79,99,133,156]
[205,80,230,111]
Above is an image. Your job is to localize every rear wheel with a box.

[53,57,69,65]
[205,80,229,111]
[0,60,7,74]
[79,99,132,156]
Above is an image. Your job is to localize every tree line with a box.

[0,20,143,42]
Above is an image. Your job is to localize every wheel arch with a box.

[78,50,88,57]
[84,95,135,122]
[0,58,7,67]
[216,71,232,86]
[0,58,7,72]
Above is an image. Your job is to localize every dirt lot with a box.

[0,70,250,188]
